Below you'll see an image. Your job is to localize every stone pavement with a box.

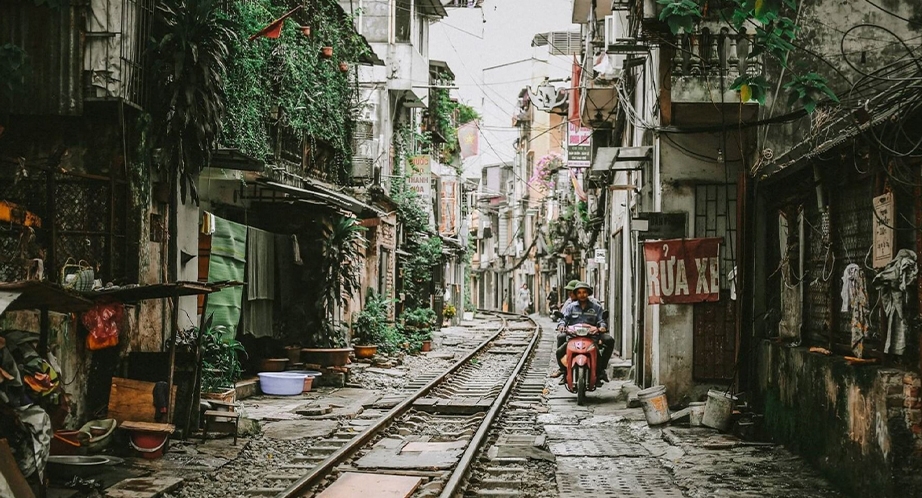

[534,316,843,498]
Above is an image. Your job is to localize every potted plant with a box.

[300,216,366,367]
[320,45,333,58]
[299,25,311,37]
[353,288,392,359]
[200,317,246,403]
[401,307,436,353]
[443,303,456,323]
[339,61,349,72]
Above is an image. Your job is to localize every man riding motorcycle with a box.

[554,282,614,385]
[551,280,603,379]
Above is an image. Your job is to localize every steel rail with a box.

[437,313,541,498]
[275,312,510,498]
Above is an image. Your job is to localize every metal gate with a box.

[693,183,738,380]
[0,168,128,283]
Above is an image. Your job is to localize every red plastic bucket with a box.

[128,430,169,459]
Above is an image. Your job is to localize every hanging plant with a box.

[299,25,311,36]
[320,46,333,58]
[339,61,349,72]
[529,152,564,191]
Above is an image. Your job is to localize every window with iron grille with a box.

[694,183,737,289]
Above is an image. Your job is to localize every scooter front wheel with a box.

[576,365,588,406]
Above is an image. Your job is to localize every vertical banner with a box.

[567,123,592,168]
[643,238,722,305]
[439,176,459,236]
[873,192,894,268]
[408,155,432,199]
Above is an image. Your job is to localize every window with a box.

[415,15,428,56]
[395,0,411,43]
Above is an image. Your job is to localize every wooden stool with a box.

[202,410,240,445]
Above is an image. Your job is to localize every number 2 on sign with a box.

[662,244,669,258]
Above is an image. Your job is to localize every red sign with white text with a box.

[643,238,721,305]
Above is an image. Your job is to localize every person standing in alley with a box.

[546,287,559,315]
[516,283,531,315]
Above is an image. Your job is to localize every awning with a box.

[254,178,384,217]
[400,89,428,109]
[591,146,652,173]
[210,148,265,172]
[0,281,93,314]
[417,0,448,18]
[82,281,231,303]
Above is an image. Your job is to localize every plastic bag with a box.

[82,303,124,351]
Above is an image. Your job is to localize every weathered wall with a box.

[757,341,922,496]
[648,134,746,401]
[762,0,922,161]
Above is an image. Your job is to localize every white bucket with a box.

[703,390,737,431]
[688,402,706,427]
[637,385,670,425]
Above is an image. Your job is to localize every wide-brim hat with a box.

[573,281,593,293]
[564,279,580,291]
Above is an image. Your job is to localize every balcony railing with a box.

[671,27,763,78]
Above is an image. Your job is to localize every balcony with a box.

[669,26,763,105]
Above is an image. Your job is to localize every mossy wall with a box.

[756,341,922,496]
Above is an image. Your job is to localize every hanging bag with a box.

[61,258,95,292]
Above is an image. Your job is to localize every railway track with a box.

[254,312,542,498]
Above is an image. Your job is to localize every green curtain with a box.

[205,216,247,340]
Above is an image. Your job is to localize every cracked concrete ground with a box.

[534,316,842,498]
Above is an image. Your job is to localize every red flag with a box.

[249,6,301,41]
[568,55,581,126]
[458,121,479,159]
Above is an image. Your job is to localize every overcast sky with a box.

[430,0,578,177]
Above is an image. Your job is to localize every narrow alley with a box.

[3,0,922,496]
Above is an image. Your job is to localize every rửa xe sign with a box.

[643,238,721,304]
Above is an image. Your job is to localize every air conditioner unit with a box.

[352,120,376,178]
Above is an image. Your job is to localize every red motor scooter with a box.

[561,324,600,405]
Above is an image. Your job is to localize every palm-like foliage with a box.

[150,0,235,203]
[319,216,366,316]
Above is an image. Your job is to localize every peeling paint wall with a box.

[757,341,922,496]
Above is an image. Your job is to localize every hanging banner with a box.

[567,123,592,168]
[643,237,721,305]
[872,192,894,268]
[439,176,459,236]
[458,121,480,159]
[408,155,432,200]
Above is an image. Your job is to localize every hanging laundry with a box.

[872,249,918,356]
[841,263,870,358]
[291,234,303,265]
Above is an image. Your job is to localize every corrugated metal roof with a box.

[0,2,84,116]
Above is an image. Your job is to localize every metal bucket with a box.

[688,402,706,427]
[637,385,670,425]
[703,390,737,431]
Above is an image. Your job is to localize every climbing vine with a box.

[430,87,479,168]
[0,43,27,109]
[222,0,371,182]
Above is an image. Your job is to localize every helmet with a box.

[573,281,592,293]
[564,279,580,291]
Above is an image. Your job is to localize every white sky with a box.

[430,0,578,177]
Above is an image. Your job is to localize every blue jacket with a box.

[558,299,607,330]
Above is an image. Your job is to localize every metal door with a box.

[693,184,738,381]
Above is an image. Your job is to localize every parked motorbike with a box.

[561,324,600,405]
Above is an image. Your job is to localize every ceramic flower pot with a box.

[354,345,378,359]
[300,25,311,36]
[301,348,353,367]
[339,62,349,72]
[320,46,333,58]
[421,340,432,352]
